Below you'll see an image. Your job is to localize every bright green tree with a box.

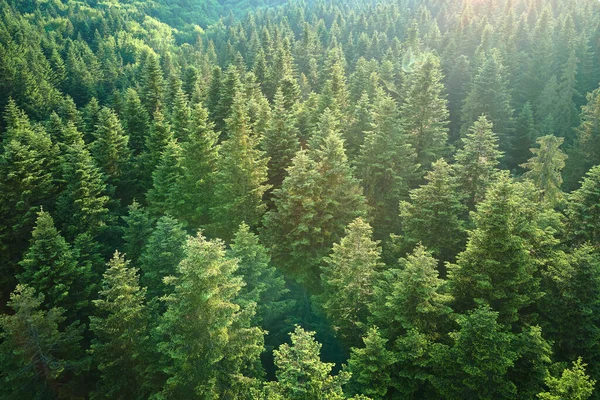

[521,135,568,207]
[400,159,466,264]
[400,54,449,169]
[121,88,150,156]
[0,285,87,400]
[155,232,264,398]
[146,139,184,217]
[454,115,503,210]
[139,215,187,301]
[210,91,270,242]
[139,109,173,190]
[264,326,351,400]
[320,218,384,346]
[139,50,164,114]
[538,358,596,400]
[89,252,151,400]
[18,210,93,321]
[429,306,518,400]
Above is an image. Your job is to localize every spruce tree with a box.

[121,201,154,266]
[566,165,600,247]
[320,218,384,346]
[177,103,219,230]
[521,135,568,207]
[263,88,300,192]
[210,91,270,242]
[18,211,93,321]
[121,88,150,156]
[429,306,518,400]
[400,159,466,264]
[228,223,291,330]
[139,51,164,114]
[0,285,87,400]
[155,232,264,398]
[538,358,596,400]
[139,215,187,301]
[264,326,351,400]
[146,139,184,218]
[512,102,538,173]
[356,90,418,239]
[89,252,151,400]
[400,53,450,169]
[453,115,503,210]
[139,109,173,191]
[460,49,514,154]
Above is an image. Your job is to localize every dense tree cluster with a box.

[2,0,600,398]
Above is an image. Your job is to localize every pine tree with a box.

[346,327,397,399]
[139,51,164,114]
[429,306,518,400]
[89,252,151,400]
[400,159,466,264]
[356,90,418,239]
[91,107,131,200]
[18,211,93,320]
[214,65,243,134]
[566,165,600,247]
[453,115,503,210]
[55,124,109,241]
[121,201,154,266]
[400,53,449,169]
[210,91,270,242]
[228,223,292,333]
[139,109,173,191]
[264,326,351,400]
[155,232,264,398]
[139,215,187,301]
[448,176,554,325]
[0,285,87,400]
[521,135,568,207]
[263,88,300,191]
[169,83,192,141]
[538,358,596,400]
[345,92,373,159]
[320,218,384,346]
[512,102,538,173]
[177,103,219,230]
[460,49,514,154]
[146,139,184,218]
[121,88,150,156]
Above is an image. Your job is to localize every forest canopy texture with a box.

[2,0,600,398]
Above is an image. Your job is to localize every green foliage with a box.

[121,201,154,266]
[89,252,150,400]
[146,139,184,217]
[521,135,568,207]
[320,218,384,346]
[155,232,264,398]
[0,285,87,400]
[538,358,596,400]
[566,165,600,247]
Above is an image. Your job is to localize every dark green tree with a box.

[566,165,600,247]
[146,139,184,218]
[121,201,154,266]
[139,51,164,114]
[121,88,150,156]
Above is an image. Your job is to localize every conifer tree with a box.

[91,107,131,200]
[139,215,187,301]
[538,358,596,400]
[565,165,600,247]
[0,285,87,400]
[400,159,466,264]
[121,201,154,266]
[263,88,300,191]
[320,218,384,346]
[139,109,173,190]
[169,83,192,141]
[177,103,219,230]
[18,211,93,320]
[345,92,373,159]
[264,326,351,400]
[89,252,151,400]
[228,223,292,333]
[460,49,514,153]
[400,54,449,169]
[521,135,568,207]
[139,51,164,114]
[346,327,397,399]
[453,115,503,210]
[55,124,109,241]
[155,232,264,398]
[448,176,553,325]
[356,90,418,239]
[146,139,184,217]
[512,102,538,172]
[210,91,270,242]
[430,306,518,400]
[214,65,243,134]
[121,88,150,156]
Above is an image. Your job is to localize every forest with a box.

[1,0,600,398]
